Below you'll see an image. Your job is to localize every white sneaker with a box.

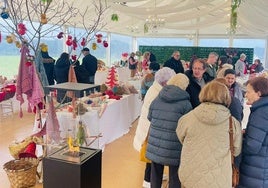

[142,180,150,188]
[162,174,168,181]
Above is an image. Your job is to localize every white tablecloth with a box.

[56,94,142,150]
[95,67,131,85]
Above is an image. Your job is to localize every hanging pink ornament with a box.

[67,35,72,40]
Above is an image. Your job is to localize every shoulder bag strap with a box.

[229,116,235,164]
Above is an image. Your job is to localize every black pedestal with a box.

[43,147,102,188]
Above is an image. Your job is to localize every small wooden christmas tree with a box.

[105,67,119,89]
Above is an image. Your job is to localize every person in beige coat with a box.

[176,81,242,188]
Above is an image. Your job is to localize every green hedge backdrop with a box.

[139,46,254,65]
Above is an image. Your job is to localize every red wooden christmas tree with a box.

[105,67,119,89]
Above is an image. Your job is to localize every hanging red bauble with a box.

[66,39,72,46]
[80,38,86,46]
[97,38,102,43]
[57,32,64,39]
[18,29,26,35]
[103,40,108,48]
[95,34,103,38]
[17,23,27,35]
[72,37,78,50]
[71,55,77,61]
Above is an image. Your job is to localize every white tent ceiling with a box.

[1,0,268,38]
[65,0,268,38]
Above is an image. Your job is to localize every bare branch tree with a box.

[0,0,108,56]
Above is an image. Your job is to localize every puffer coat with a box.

[177,102,242,188]
[238,96,268,188]
[146,85,192,166]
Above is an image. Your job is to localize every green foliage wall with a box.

[139,46,254,65]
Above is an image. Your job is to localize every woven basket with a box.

[3,159,38,188]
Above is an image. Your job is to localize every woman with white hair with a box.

[235,53,247,77]
[133,67,176,188]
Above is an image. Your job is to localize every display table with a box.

[95,67,131,85]
[56,94,142,150]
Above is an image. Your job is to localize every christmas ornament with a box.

[71,55,77,61]
[92,42,97,50]
[80,37,86,46]
[95,33,102,43]
[103,40,108,48]
[66,35,72,46]
[1,8,9,19]
[15,41,22,48]
[97,38,102,43]
[41,13,48,24]
[72,37,77,50]
[6,35,13,43]
[57,32,64,39]
[17,23,27,35]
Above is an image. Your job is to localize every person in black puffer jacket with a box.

[238,77,268,188]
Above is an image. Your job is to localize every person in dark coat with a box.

[146,73,192,188]
[184,58,214,108]
[238,77,268,188]
[73,60,90,84]
[214,78,243,122]
[54,52,71,103]
[81,47,98,84]
[54,52,71,84]
[149,52,157,63]
[40,43,55,85]
[163,51,184,74]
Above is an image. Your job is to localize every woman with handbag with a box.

[238,77,268,188]
[146,73,192,188]
[176,81,242,188]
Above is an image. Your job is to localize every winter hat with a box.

[167,73,189,90]
[155,67,176,86]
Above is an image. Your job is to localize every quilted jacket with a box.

[238,96,268,188]
[133,81,162,152]
[177,102,242,188]
[146,85,192,166]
